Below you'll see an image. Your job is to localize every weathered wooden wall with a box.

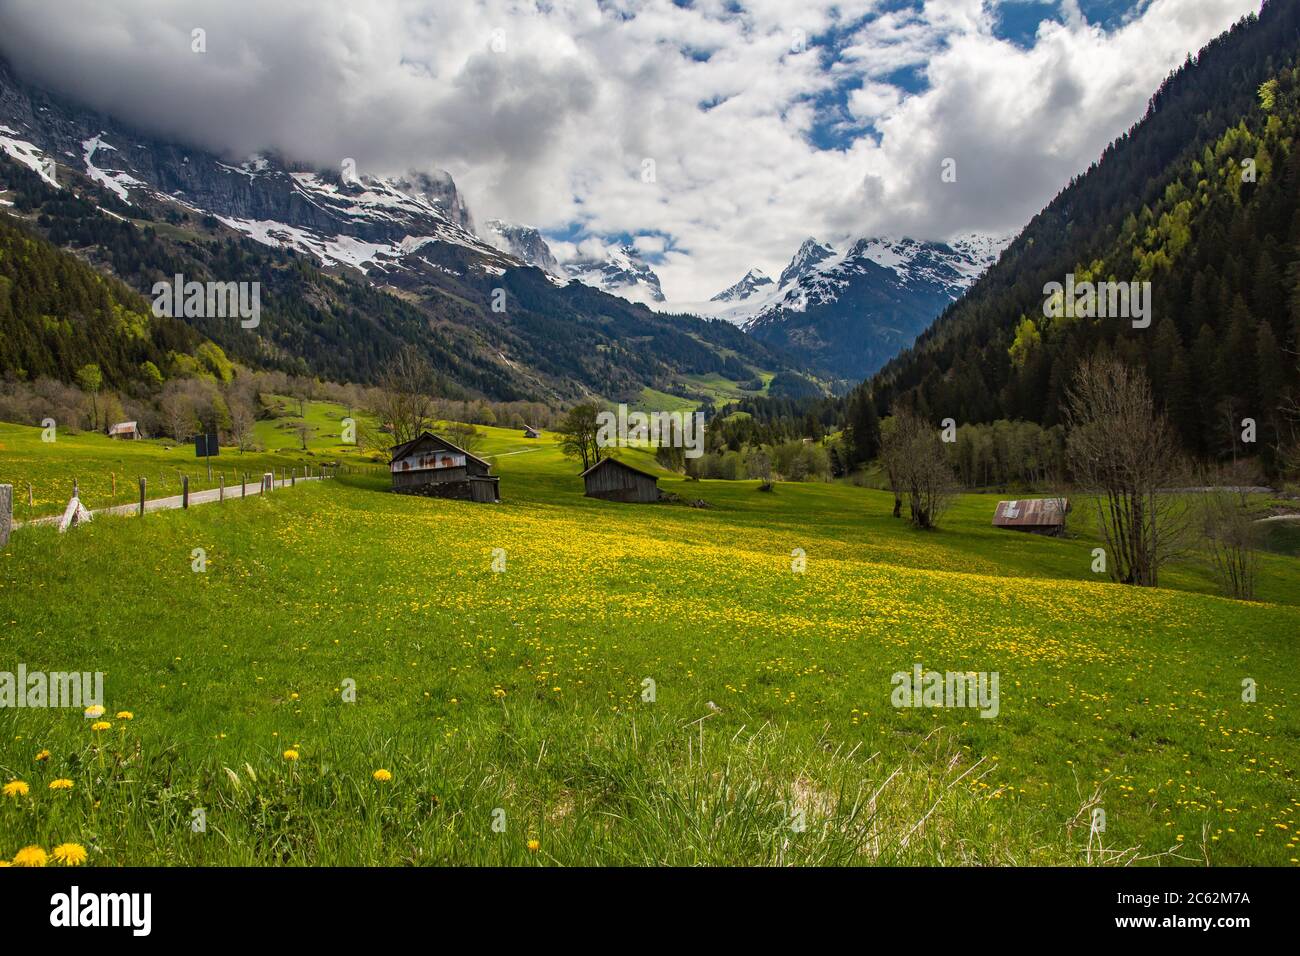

[393,465,469,489]
[584,467,657,503]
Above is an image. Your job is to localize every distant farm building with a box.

[523,425,541,438]
[993,498,1070,535]
[390,432,500,503]
[581,457,659,503]
[107,421,138,440]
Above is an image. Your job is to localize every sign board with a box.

[195,433,220,458]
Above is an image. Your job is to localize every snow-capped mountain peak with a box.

[482,219,560,275]
[736,232,1011,380]
[562,243,664,304]
[710,268,773,303]
[778,237,835,287]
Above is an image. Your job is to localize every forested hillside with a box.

[869,0,1300,471]
[0,210,204,389]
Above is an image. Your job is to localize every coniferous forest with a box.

[862,0,1300,475]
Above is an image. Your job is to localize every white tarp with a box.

[57,496,93,533]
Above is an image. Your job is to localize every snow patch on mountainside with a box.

[81,134,144,203]
[0,124,58,187]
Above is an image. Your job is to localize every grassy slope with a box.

[0,421,1297,866]
[254,395,381,455]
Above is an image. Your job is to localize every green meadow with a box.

[1,416,1297,866]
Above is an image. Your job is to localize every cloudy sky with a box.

[0,0,1263,300]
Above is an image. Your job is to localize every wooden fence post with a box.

[219,474,225,502]
[0,484,12,548]
[139,477,146,517]
[242,474,247,497]
[182,476,189,509]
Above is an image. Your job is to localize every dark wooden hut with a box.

[523,425,541,438]
[390,432,499,503]
[581,457,659,503]
[992,498,1069,535]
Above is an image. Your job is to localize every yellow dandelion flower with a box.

[115,711,133,720]
[49,779,74,791]
[283,749,299,761]
[2,781,29,798]
[527,839,540,852]
[83,705,105,719]
[90,721,111,732]
[34,750,50,762]
[52,843,87,866]
[373,769,392,782]
[12,846,47,867]
[0,861,10,867]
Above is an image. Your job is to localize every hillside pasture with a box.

[0,422,1297,866]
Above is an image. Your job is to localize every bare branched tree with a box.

[444,421,484,454]
[879,408,957,529]
[228,395,256,452]
[1065,357,1189,587]
[377,346,434,448]
[1198,463,1261,600]
[160,389,198,442]
[746,447,773,490]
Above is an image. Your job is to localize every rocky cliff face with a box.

[483,219,561,274]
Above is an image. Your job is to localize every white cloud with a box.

[0,0,1262,300]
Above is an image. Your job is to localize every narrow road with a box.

[483,447,539,460]
[17,475,328,529]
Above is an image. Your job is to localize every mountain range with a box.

[0,46,1013,403]
[664,234,1008,381]
[0,55,790,405]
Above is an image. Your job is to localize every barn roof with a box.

[579,456,659,481]
[389,431,491,469]
[108,421,137,434]
[993,498,1070,527]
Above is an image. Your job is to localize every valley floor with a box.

[1,421,1297,865]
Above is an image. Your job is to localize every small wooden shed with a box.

[523,425,541,438]
[993,498,1069,535]
[390,431,499,503]
[108,421,138,440]
[581,457,659,503]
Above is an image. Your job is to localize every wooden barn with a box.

[993,498,1069,535]
[581,457,659,503]
[523,425,541,438]
[390,432,500,503]
[107,421,138,440]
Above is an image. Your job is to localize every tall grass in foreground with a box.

[3,705,1163,866]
